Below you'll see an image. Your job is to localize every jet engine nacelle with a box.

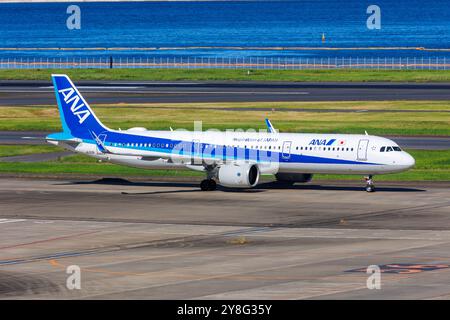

[275,173,313,183]
[218,163,260,188]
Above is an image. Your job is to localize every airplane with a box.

[46,74,415,192]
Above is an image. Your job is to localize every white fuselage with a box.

[53,129,415,176]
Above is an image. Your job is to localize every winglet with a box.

[89,130,109,154]
[265,118,276,133]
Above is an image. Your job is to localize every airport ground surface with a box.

[2,80,450,104]
[0,77,449,299]
[0,177,449,299]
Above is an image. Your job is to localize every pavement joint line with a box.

[2,211,450,230]
[0,224,275,266]
[297,201,450,228]
[69,238,450,300]
[3,219,450,267]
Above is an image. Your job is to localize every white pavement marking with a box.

[0,89,309,95]
[0,218,26,224]
[106,82,202,85]
[39,86,143,89]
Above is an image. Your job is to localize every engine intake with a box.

[218,163,260,188]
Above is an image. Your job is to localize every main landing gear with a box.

[364,175,375,193]
[200,179,217,191]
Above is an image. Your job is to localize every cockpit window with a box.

[380,146,402,152]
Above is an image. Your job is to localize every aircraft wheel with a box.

[200,179,210,191]
[207,179,217,191]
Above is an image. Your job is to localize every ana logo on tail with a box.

[58,87,91,124]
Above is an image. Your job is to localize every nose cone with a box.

[402,152,415,169]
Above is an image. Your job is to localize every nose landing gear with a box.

[364,175,375,192]
[200,179,217,191]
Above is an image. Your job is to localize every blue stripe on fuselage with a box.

[82,130,381,166]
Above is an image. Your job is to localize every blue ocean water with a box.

[0,0,449,59]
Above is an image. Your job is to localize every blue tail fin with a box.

[52,74,109,140]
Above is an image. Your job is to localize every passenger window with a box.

[380,147,385,152]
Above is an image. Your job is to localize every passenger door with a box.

[282,141,292,160]
[357,139,369,161]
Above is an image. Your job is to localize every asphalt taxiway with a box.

[2,80,450,104]
[0,177,449,299]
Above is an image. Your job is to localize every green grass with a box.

[316,170,449,181]
[316,149,450,181]
[0,148,448,181]
[0,144,60,157]
[0,101,449,135]
[1,69,450,82]
[0,162,203,177]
